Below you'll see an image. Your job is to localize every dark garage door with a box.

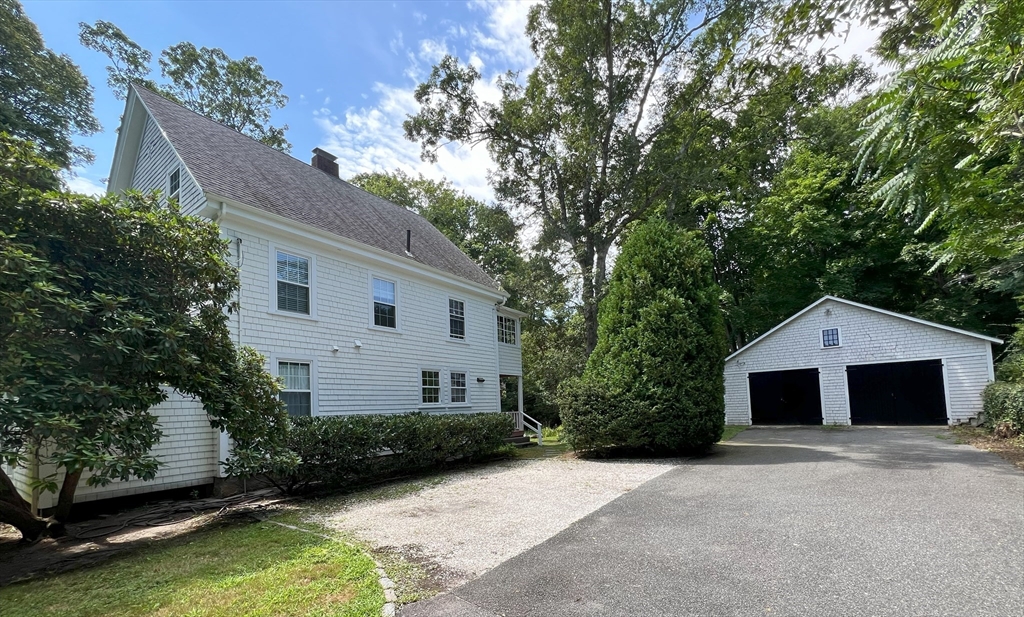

[749,368,823,425]
[847,360,948,425]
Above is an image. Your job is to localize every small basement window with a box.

[169,168,180,200]
[822,327,841,348]
[279,361,311,416]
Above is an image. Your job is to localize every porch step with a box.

[504,432,536,448]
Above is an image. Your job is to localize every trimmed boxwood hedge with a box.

[982,382,1024,435]
[279,412,513,492]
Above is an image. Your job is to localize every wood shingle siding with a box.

[724,298,998,426]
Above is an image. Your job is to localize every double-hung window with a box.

[276,251,310,315]
[421,370,440,404]
[450,372,467,404]
[373,277,397,328]
[449,299,465,339]
[497,315,517,345]
[279,361,312,416]
[169,168,180,201]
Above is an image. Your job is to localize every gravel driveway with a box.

[402,427,1024,617]
[318,455,676,585]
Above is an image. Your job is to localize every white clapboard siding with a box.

[226,224,504,415]
[724,298,996,426]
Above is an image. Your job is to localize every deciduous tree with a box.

[0,135,297,541]
[0,0,99,168]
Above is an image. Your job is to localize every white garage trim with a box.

[727,295,1002,362]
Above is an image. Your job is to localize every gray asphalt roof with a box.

[132,84,499,291]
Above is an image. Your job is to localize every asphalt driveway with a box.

[401,427,1024,617]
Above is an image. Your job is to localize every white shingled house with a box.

[724,296,1001,426]
[10,84,528,510]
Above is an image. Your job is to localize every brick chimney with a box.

[311,148,339,177]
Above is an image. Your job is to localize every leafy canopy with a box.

[0,134,296,537]
[79,21,291,151]
[0,0,99,168]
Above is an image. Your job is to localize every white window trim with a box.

[447,297,468,342]
[821,326,842,349]
[168,167,180,201]
[448,369,471,407]
[419,367,443,408]
[269,244,318,320]
[368,273,401,332]
[270,354,318,416]
[497,314,519,347]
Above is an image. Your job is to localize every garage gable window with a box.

[821,327,841,348]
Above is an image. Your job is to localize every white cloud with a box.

[62,171,106,197]
[315,1,538,202]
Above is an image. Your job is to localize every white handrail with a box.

[505,410,543,445]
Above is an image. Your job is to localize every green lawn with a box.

[0,517,384,617]
[719,425,748,442]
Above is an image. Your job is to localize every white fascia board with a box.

[497,305,528,318]
[211,193,508,302]
[726,295,1002,362]
[107,89,141,195]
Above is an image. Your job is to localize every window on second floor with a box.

[449,299,465,339]
[169,168,180,200]
[373,277,397,328]
[276,251,310,315]
[497,315,517,345]
[279,361,311,417]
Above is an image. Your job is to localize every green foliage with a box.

[349,170,520,283]
[282,413,513,492]
[77,20,157,99]
[0,135,295,530]
[78,23,290,151]
[561,219,727,452]
[405,0,779,354]
[521,313,586,426]
[982,382,1024,434]
[0,0,99,168]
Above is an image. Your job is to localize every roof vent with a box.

[311,147,339,177]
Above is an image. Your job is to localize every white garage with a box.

[724,296,1001,426]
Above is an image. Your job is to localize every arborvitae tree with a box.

[561,219,727,452]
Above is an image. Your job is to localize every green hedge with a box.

[281,412,513,492]
[982,382,1024,434]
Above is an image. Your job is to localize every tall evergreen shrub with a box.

[561,219,727,452]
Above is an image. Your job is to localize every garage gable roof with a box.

[725,296,1002,362]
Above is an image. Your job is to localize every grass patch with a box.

[0,516,383,617]
[720,425,748,442]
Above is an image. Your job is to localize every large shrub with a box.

[281,412,512,492]
[982,382,1024,436]
[561,219,728,453]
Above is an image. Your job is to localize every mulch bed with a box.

[952,426,1024,471]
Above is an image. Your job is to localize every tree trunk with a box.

[52,468,83,524]
[579,248,599,357]
[0,467,48,542]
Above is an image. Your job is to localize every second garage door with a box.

[847,359,948,425]
[749,368,823,425]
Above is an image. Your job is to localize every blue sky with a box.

[24,0,539,199]
[24,1,877,202]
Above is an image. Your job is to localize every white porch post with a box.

[517,375,524,415]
